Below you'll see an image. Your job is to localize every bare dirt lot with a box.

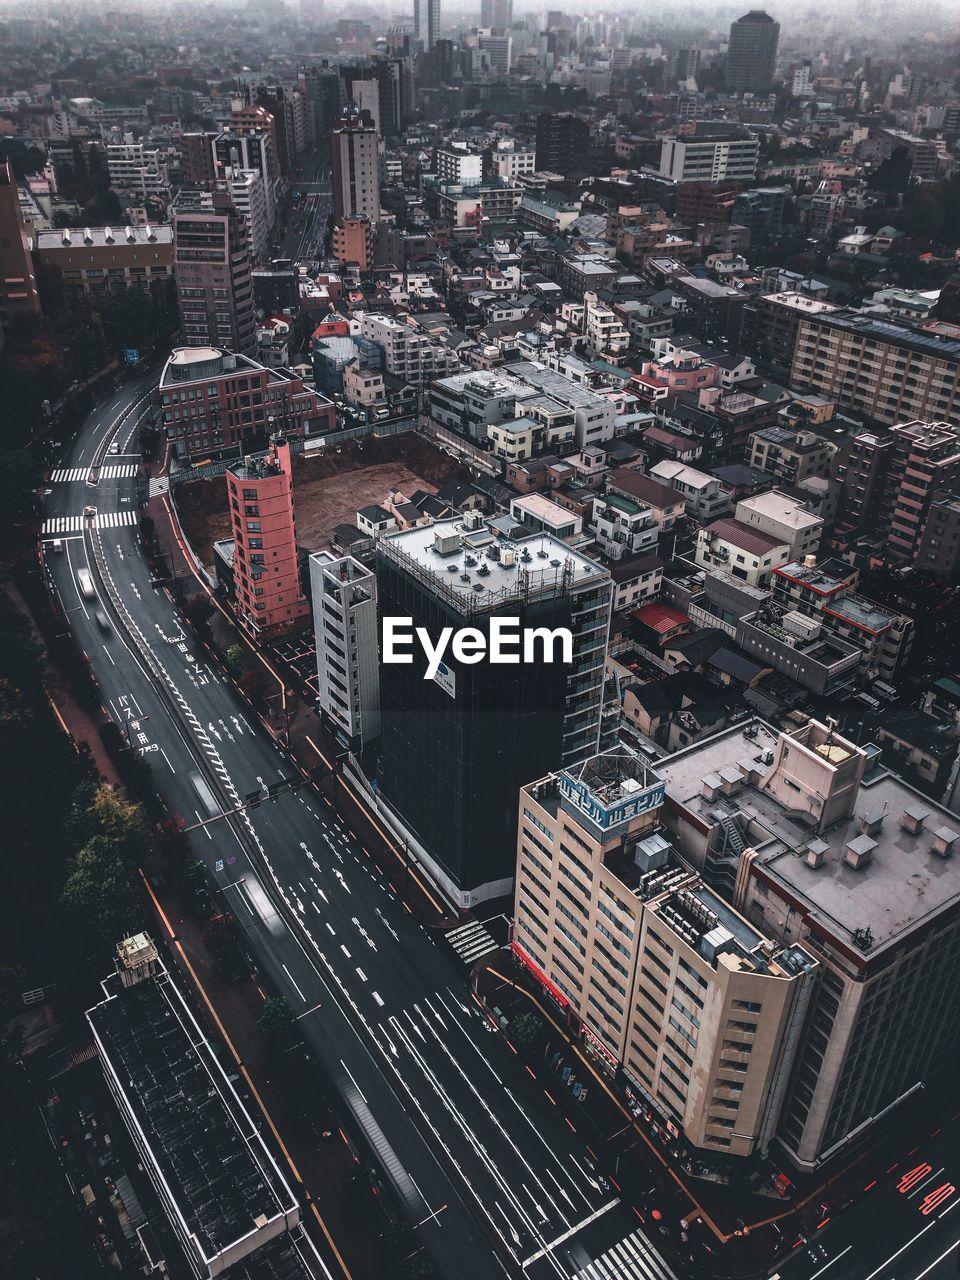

[174,434,470,566]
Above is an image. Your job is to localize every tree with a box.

[256,996,292,1049]
[61,833,145,942]
[225,644,246,674]
[508,1011,541,1047]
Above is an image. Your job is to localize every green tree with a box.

[225,644,246,674]
[61,833,145,942]
[256,996,292,1048]
[508,1011,541,1047]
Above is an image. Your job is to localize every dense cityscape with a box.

[2,2,960,1279]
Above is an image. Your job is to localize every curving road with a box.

[41,375,678,1280]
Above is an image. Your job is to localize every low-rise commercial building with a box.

[87,934,301,1278]
[35,223,173,299]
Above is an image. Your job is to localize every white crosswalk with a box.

[148,475,170,497]
[49,464,139,481]
[445,919,500,966]
[42,511,138,533]
[574,1229,677,1280]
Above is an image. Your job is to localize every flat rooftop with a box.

[87,964,297,1266]
[379,516,607,612]
[657,721,960,957]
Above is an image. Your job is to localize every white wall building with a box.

[309,552,381,749]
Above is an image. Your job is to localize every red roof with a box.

[607,468,684,510]
[632,602,691,634]
[702,517,784,557]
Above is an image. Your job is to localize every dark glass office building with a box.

[375,516,612,907]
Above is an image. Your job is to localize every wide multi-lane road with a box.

[41,377,678,1280]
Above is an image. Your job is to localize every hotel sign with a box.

[559,773,665,830]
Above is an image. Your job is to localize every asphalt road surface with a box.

[42,376,680,1280]
[777,1113,960,1280]
[279,153,332,264]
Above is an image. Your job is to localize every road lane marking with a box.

[282,963,306,1001]
[809,1244,852,1278]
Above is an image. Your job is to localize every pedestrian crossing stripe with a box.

[148,476,170,496]
[574,1229,678,1280]
[446,921,499,965]
[41,511,139,533]
[49,464,138,481]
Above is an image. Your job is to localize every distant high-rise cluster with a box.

[414,0,441,50]
[726,9,780,95]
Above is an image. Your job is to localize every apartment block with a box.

[173,194,257,354]
[106,136,169,198]
[513,750,817,1160]
[658,134,759,184]
[590,493,659,561]
[332,215,374,273]
[309,551,381,751]
[606,469,687,530]
[771,558,914,681]
[331,109,381,222]
[695,517,791,587]
[0,160,41,329]
[836,420,960,569]
[790,311,960,427]
[159,346,333,460]
[656,720,960,1170]
[226,437,309,638]
[739,292,839,375]
[735,490,823,560]
[748,424,837,485]
[356,310,461,383]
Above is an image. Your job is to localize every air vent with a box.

[845,834,876,870]
[932,827,958,859]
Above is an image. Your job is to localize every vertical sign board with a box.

[431,659,457,699]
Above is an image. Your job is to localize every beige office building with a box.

[513,750,818,1160]
[656,718,960,1170]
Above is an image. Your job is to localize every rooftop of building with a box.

[737,490,822,530]
[607,468,686,509]
[651,459,718,490]
[806,311,960,360]
[657,720,960,958]
[379,514,608,613]
[701,516,785,556]
[87,956,295,1264]
[37,223,171,248]
[512,491,579,524]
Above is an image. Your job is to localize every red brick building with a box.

[226,437,309,638]
[159,346,334,460]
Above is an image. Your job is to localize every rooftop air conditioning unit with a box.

[499,545,516,567]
